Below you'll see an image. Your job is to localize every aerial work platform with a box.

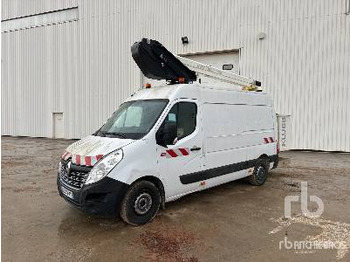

[131,38,260,90]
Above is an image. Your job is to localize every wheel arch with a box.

[258,154,269,160]
[257,154,271,171]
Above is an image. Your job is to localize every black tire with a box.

[120,180,161,226]
[248,158,269,186]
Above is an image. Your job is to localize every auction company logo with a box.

[274,182,348,257]
[279,237,346,252]
[278,182,342,253]
[284,181,324,218]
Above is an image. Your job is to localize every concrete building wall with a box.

[2,0,350,151]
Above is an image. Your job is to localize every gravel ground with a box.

[1,136,350,262]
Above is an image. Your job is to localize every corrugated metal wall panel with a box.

[75,0,243,138]
[1,21,79,137]
[238,0,350,151]
[2,0,350,151]
[1,0,78,20]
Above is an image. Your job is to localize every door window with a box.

[157,102,197,146]
[176,102,197,139]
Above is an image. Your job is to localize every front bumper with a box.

[57,174,129,216]
[270,154,279,169]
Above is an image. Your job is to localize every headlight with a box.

[85,149,123,185]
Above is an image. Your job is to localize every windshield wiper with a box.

[105,132,127,139]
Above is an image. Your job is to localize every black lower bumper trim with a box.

[271,154,279,169]
[180,154,279,184]
[57,175,129,216]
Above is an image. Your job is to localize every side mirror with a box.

[156,122,177,147]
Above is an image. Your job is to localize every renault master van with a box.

[57,39,278,225]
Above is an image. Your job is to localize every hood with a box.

[62,135,135,166]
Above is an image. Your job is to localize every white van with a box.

[57,39,278,225]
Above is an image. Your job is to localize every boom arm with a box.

[131,38,260,88]
[175,55,258,87]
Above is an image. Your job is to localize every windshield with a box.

[95,99,168,139]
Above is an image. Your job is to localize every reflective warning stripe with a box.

[162,148,190,158]
[96,154,104,162]
[167,149,178,158]
[264,137,275,144]
[85,156,92,166]
[178,148,189,156]
[75,155,81,165]
[61,151,72,161]
[63,152,104,167]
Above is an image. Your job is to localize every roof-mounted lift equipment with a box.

[131,38,261,90]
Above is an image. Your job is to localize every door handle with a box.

[190,146,201,151]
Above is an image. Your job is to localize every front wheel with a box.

[248,158,269,186]
[120,180,161,226]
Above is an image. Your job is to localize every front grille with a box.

[60,159,92,189]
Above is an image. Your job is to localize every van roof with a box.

[127,84,273,106]
[127,84,195,101]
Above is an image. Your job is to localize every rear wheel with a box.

[120,180,161,226]
[248,158,269,186]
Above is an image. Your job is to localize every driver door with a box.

[156,100,204,200]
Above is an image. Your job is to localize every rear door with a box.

[156,100,204,200]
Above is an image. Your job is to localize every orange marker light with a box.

[178,77,185,83]
[145,83,152,89]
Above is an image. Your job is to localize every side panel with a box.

[204,104,274,154]
[107,138,160,186]
[203,103,249,174]
[245,105,277,163]
[197,100,275,189]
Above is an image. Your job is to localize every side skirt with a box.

[180,155,277,185]
[167,169,249,202]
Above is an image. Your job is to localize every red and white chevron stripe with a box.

[72,154,104,166]
[161,148,190,158]
[61,151,103,166]
[61,151,72,161]
[263,137,275,143]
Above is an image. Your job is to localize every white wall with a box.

[2,0,350,151]
[1,0,78,20]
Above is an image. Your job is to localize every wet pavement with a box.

[1,136,350,261]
